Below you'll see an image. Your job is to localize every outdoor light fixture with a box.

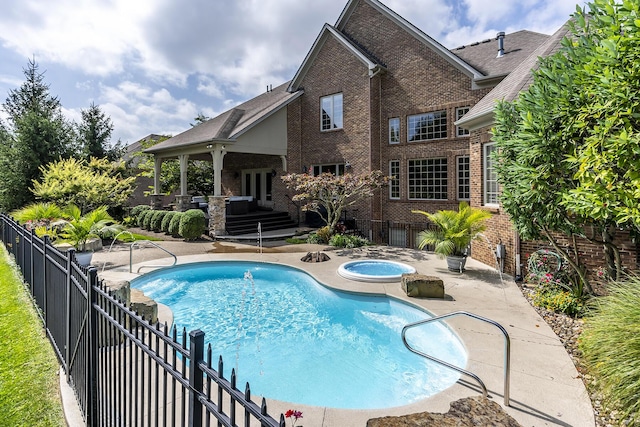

[206,144,213,149]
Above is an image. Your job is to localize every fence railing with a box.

[1,214,284,427]
[343,218,437,249]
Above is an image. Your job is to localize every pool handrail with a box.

[401,310,510,406]
[130,240,178,273]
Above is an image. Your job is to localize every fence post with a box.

[189,330,205,427]
[43,235,49,324]
[86,267,99,427]
[65,251,71,381]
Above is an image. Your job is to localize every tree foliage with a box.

[282,170,390,233]
[77,102,124,161]
[31,157,136,214]
[0,58,75,211]
[492,0,640,287]
[131,135,215,196]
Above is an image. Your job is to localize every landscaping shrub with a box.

[580,278,640,425]
[150,210,168,232]
[168,212,183,237]
[329,233,369,248]
[161,211,177,233]
[178,209,206,240]
[308,225,331,244]
[130,204,151,219]
[142,209,156,230]
[135,206,152,227]
[525,249,587,316]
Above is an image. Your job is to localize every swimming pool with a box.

[338,259,416,282]
[131,261,467,409]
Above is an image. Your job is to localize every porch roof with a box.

[145,81,302,158]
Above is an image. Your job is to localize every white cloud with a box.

[0,0,589,144]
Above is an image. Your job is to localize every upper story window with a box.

[456,107,470,137]
[312,163,345,176]
[484,143,499,206]
[408,110,447,141]
[389,160,400,199]
[389,118,400,144]
[321,93,343,131]
[408,158,448,200]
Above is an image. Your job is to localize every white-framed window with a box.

[456,107,470,137]
[312,163,345,176]
[389,160,400,199]
[321,93,343,131]
[408,158,448,200]
[484,143,499,205]
[407,110,447,141]
[457,155,470,201]
[389,117,400,144]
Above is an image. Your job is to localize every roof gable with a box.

[287,23,385,92]
[336,0,484,80]
[288,0,485,92]
[146,81,302,155]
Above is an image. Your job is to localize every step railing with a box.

[401,310,511,406]
[129,240,178,273]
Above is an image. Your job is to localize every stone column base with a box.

[176,195,191,212]
[149,194,164,209]
[208,196,227,237]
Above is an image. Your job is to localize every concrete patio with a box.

[77,237,594,427]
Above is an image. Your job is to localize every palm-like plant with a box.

[412,202,492,258]
[11,202,63,225]
[60,205,122,251]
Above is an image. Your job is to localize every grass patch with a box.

[115,231,163,242]
[0,245,66,426]
[579,277,640,425]
[285,237,307,244]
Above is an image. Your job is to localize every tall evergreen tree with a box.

[0,58,74,211]
[77,102,124,161]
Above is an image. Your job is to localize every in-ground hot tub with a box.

[338,259,416,282]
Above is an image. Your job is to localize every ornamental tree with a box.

[493,0,640,287]
[282,170,390,233]
[31,157,136,214]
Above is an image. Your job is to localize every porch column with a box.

[150,157,164,209]
[209,145,227,236]
[178,154,189,196]
[210,145,226,196]
[153,157,163,195]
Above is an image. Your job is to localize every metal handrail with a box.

[129,240,177,273]
[401,310,510,406]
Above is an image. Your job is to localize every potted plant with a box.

[412,202,492,272]
[60,205,123,266]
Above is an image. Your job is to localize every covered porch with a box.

[143,82,302,236]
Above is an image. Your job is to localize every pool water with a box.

[338,260,416,282]
[131,261,467,409]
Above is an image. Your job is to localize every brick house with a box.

[145,0,638,277]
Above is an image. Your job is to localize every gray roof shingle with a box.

[452,30,550,78]
[456,23,571,130]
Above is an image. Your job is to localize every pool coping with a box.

[91,244,595,427]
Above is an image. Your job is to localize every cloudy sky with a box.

[0,0,586,146]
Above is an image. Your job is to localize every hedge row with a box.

[131,205,206,240]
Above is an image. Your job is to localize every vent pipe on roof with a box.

[496,32,505,58]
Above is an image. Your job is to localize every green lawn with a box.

[0,245,66,426]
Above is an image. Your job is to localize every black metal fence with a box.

[1,214,284,427]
